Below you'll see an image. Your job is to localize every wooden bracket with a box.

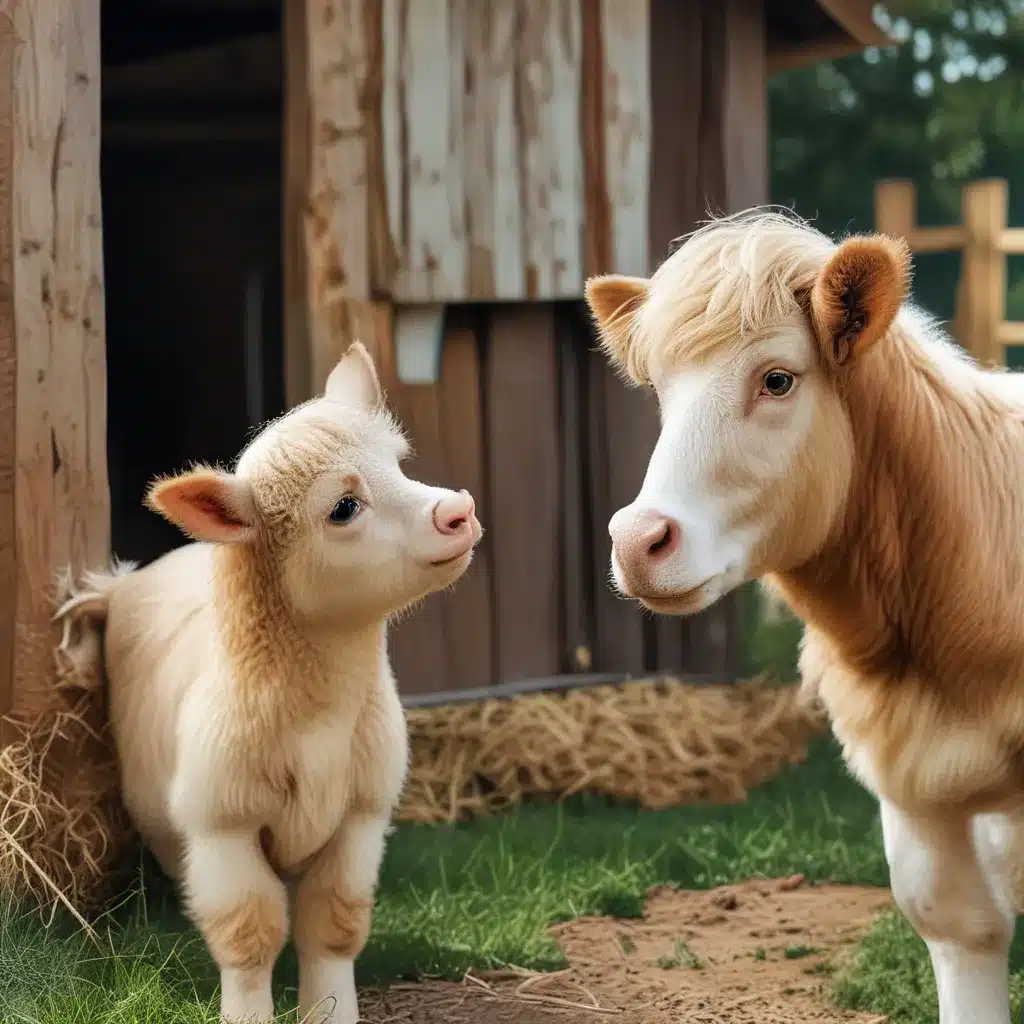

[395,304,446,384]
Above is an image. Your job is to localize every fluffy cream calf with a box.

[55,343,481,1023]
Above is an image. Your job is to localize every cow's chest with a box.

[260,715,357,875]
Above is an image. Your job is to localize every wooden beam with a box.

[582,0,651,279]
[283,0,387,404]
[1,0,109,717]
[486,305,561,682]
[0,10,13,724]
[600,0,651,278]
[643,0,769,676]
[767,35,865,76]
[766,0,890,75]
[703,0,767,215]
[386,308,494,695]
[814,0,889,48]
[648,0,704,265]
[282,0,311,407]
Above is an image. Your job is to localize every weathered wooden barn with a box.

[0,0,885,713]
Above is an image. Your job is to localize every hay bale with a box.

[0,579,131,919]
[397,676,827,824]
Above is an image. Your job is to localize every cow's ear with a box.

[810,234,911,365]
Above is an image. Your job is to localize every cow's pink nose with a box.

[608,508,680,591]
[433,490,475,535]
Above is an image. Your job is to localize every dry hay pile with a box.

[397,676,828,825]
[0,580,131,922]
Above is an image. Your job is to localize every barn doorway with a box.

[101,0,285,566]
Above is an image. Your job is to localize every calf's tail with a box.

[51,561,135,693]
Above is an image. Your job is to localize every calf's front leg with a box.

[881,800,1015,1024]
[294,814,392,1024]
[184,831,289,1023]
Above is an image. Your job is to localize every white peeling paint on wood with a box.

[379,0,650,303]
[395,304,447,384]
[601,0,651,277]
[517,0,583,299]
[490,1,527,298]
[384,0,467,300]
[462,0,524,298]
[381,0,404,286]
[306,0,370,303]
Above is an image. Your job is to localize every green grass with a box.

[0,737,988,1023]
[784,943,821,960]
[835,909,1024,1023]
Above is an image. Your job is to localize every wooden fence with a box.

[875,178,1024,365]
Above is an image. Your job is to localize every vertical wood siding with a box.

[377,0,647,302]
[1,0,109,717]
[286,0,768,692]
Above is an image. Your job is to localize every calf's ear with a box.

[146,467,256,543]
[325,341,383,410]
[585,274,649,376]
[810,234,911,366]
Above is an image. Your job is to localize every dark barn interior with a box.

[102,0,285,565]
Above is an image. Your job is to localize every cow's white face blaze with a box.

[587,212,911,616]
[607,313,850,614]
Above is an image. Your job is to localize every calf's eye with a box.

[328,496,361,524]
[761,369,795,398]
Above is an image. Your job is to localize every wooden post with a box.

[282,0,312,408]
[0,0,109,717]
[961,179,1008,367]
[874,180,916,239]
[642,0,767,679]
[282,0,392,402]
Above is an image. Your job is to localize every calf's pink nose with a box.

[433,490,476,535]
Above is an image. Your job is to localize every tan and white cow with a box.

[587,209,1024,1024]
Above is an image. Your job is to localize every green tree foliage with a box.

[769,1,1024,321]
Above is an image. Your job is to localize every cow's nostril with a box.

[644,518,679,560]
[648,522,672,555]
[433,495,475,535]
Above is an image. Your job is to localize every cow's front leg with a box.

[881,800,1014,1024]
[184,830,289,1023]
[293,814,391,1024]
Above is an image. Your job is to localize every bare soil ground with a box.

[358,878,893,1024]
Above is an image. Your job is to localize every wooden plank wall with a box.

[382,301,657,692]
[638,0,768,678]
[384,307,495,695]
[0,0,109,717]
[286,0,767,692]
[375,0,649,303]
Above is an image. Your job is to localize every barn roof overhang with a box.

[767,0,893,75]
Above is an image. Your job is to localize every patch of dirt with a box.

[358,879,893,1023]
